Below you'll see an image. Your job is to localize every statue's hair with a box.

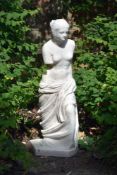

[50,19,69,31]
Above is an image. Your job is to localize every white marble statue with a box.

[28,19,79,157]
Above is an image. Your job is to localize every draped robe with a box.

[30,74,79,157]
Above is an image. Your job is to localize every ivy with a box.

[0,0,42,173]
[74,15,117,158]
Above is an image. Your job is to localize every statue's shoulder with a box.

[68,39,75,45]
[42,40,52,51]
[67,39,75,48]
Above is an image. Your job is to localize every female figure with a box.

[29,19,79,157]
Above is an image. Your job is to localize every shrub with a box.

[74,15,117,159]
[0,0,42,173]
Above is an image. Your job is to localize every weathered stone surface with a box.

[29,19,79,157]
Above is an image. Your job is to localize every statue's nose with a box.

[63,34,67,38]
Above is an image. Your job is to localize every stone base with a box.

[29,138,78,157]
[35,147,78,157]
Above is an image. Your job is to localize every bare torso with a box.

[42,39,75,81]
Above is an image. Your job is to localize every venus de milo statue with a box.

[28,19,79,157]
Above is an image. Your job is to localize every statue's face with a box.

[52,27,69,42]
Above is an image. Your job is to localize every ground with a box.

[6,109,116,175]
[27,150,115,175]
[8,149,116,175]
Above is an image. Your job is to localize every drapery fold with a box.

[39,76,76,124]
[30,75,79,157]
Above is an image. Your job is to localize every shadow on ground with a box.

[26,150,115,175]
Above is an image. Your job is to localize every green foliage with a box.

[74,15,117,159]
[0,0,42,173]
[79,136,95,151]
[97,127,117,158]
[69,0,117,25]
[0,0,117,172]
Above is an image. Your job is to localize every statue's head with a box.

[50,19,69,42]
[50,19,69,31]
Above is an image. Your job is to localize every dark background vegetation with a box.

[0,0,117,174]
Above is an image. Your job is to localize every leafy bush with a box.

[69,0,117,24]
[74,15,117,159]
[0,0,42,173]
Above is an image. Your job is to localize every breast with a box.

[52,55,61,63]
[52,53,73,64]
[63,53,73,61]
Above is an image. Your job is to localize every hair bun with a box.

[50,20,55,28]
[50,19,69,31]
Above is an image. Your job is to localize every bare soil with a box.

[8,149,116,175]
